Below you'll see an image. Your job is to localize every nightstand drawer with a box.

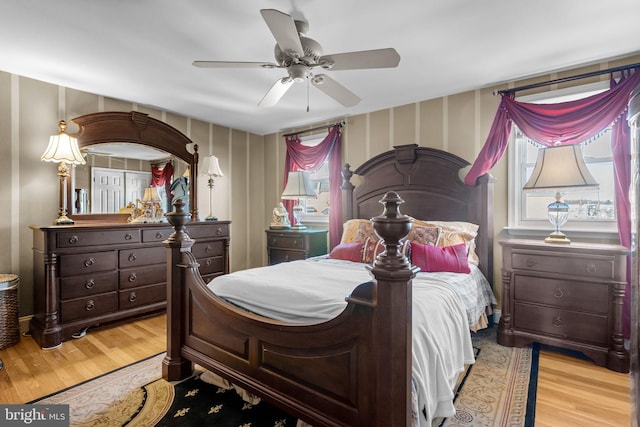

[512,252,615,280]
[269,249,306,264]
[268,234,305,250]
[514,302,608,345]
[513,275,608,314]
[198,256,225,275]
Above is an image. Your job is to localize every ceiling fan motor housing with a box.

[274,36,323,67]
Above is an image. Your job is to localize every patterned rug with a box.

[32,327,537,426]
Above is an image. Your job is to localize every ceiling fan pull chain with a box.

[307,76,310,112]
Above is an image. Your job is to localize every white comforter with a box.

[208,258,484,426]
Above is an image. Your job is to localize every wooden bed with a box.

[162,144,494,427]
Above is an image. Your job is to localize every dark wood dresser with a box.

[266,228,328,265]
[498,236,629,372]
[29,220,230,348]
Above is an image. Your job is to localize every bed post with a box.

[341,163,355,222]
[162,199,194,381]
[369,191,419,427]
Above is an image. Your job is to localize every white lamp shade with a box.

[41,121,86,165]
[281,171,317,199]
[523,144,599,192]
[142,187,161,202]
[204,155,223,177]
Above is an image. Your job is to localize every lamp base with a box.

[54,214,75,225]
[205,215,218,221]
[291,224,307,230]
[545,233,571,244]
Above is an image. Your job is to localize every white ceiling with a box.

[2,1,639,136]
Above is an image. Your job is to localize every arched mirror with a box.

[68,111,199,221]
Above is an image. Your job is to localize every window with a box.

[299,134,330,223]
[509,81,617,233]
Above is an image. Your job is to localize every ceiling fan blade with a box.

[320,48,401,70]
[260,9,304,57]
[193,61,278,69]
[311,74,360,107]
[258,78,294,107]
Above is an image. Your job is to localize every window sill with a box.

[502,226,620,245]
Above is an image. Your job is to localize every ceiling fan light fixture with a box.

[288,64,310,82]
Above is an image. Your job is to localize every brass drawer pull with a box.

[85,279,95,289]
[155,232,163,239]
[206,259,213,266]
[85,300,95,311]
[128,253,137,262]
[68,235,79,244]
[128,292,137,302]
[552,316,563,327]
[216,227,223,235]
[526,258,537,268]
[205,244,213,253]
[585,263,597,274]
[84,258,95,268]
[128,272,137,282]
[553,287,565,298]
[124,233,133,241]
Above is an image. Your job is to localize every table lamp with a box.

[281,171,317,229]
[523,144,599,244]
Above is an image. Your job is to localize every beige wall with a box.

[2,53,638,322]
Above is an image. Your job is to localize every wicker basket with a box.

[0,274,20,350]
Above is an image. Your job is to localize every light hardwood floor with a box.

[0,315,631,426]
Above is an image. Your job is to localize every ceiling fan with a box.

[193,9,401,108]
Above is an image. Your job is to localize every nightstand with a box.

[266,228,328,265]
[498,237,629,372]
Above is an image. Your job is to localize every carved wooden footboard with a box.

[163,193,418,427]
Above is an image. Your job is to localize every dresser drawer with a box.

[511,252,615,280]
[198,256,225,276]
[193,241,226,258]
[269,249,306,264]
[57,229,140,248]
[142,227,173,242]
[268,234,305,250]
[60,271,118,300]
[59,251,117,276]
[514,302,608,346]
[119,265,166,289]
[188,223,229,239]
[119,246,166,268]
[513,275,609,314]
[60,293,118,323]
[119,283,166,310]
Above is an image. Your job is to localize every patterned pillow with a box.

[340,219,376,244]
[361,237,411,264]
[406,225,440,246]
[414,220,479,266]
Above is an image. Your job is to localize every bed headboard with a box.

[342,144,495,285]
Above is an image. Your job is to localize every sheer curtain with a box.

[464,69,640,338]
[283,124,342,249]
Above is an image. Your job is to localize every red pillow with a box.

[410,242,470,274]
[328,242,364,262]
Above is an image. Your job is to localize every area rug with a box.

[31,327,537,427]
